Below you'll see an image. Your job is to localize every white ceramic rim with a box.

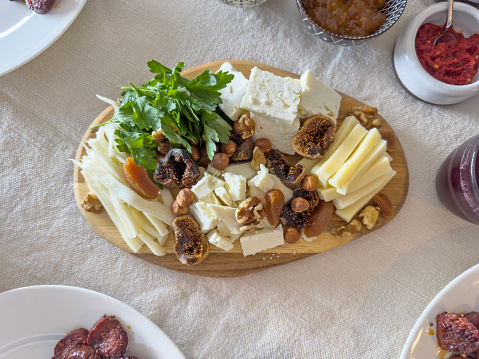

[404,2,479,92]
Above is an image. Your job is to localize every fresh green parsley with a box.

[94,60,234,171]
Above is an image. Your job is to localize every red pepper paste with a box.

[415,23,479,85]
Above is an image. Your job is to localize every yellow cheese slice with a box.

[316,185,342,202]
[347,155,392,193]
[334,139,387,195]
[328,128,381,190]
[335,170,396,223]
[312,123,368,187]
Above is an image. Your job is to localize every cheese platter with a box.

[73,60,409,277]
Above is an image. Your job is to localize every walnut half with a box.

[235,197,266,232]
[81,192,103,213]
[359,205,380,229]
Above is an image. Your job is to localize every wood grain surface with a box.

[73,60,409,277]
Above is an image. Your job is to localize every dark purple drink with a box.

[436,134,479,224]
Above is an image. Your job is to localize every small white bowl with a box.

[393,2,479,105]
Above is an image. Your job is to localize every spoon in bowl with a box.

[433,0,457,45]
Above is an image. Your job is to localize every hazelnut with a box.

[157,139,171,155]
[284,226,301,244]
[220,140,237,156]
[176,188,195,207]
[291,197,310,213]
[302,175,319,191]
[190,146,200,162]
[213,153,229,170]
[254,138,272,154]
[171,200,188,216]
[250,146,266,171]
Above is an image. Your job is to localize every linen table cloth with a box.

[1,0,478,358]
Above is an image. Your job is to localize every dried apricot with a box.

[123,157,160,199]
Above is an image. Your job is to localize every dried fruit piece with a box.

[373,193,394,218]
[264,189,285,227]
[283,189,320,229]
[173,215,209,266]
[123,157,160,199]
[304,201,334,238]
[230,134,254,162]
[266,149,306,189]
[154,149,200,188]
[291,115,335,159]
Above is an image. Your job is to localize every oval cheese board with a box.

[73,60,409,277]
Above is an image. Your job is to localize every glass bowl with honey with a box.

[296,0,407,46]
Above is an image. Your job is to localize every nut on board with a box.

[291,115,335,159]
[173,215,209,266]
[282,189,320,229]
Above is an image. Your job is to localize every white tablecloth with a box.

[1,0,479,358]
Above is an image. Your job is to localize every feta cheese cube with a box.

[223,172,247,201]
[207,229,234,251]
[191,172,225,201]
[240,67,301,127]
[202,192,222,205]
[216,221,242,242]
[298,70,341,123]
[222,162,257,180]
[188,202,219,232]
[214,187,237,207]
[218,62,249,121]
[248,164,274,192]
[240,225,284,256]
[250,113,300,155]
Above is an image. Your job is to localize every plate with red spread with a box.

[0,0,87,77]
[0,285,184,359]
[399,263,479,359]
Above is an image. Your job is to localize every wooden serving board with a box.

[74,60,409,277]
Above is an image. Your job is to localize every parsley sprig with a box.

[95,60,234,171]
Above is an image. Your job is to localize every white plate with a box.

[0,0,87,77]
[400,263,479,359]
[0,285,185,359]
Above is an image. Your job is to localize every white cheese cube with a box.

[205,204,237,219]
[250,113,300,155]
[202,192,222,205]
[240,67,301,127]
[248,164,274,192]
[188,202,219,232]
[207,163,223,177]
[240,225,284,256]
[191,173,225,201]
[216,221,242,242]
[248,184,266,203]
[214,187,237,207]
[298,70,341,123]
[218,62,249,121]
[222,162,257,180]
[207,229,234,251]
[270,174,294,203]
[223,172,247,201]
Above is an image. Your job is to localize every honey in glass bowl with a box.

[435,134,479,224]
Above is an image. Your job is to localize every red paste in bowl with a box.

[415,23,479,85]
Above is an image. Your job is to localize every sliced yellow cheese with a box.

[317,115,359,164]
[335,170,396,223]
[347,155,392,193]
[316,185,342,202]
[328,128,381,189]
[312,123,368,187]
[334,139,387,195]
[333,172,391,210]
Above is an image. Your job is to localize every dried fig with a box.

[153,149,200,188]
[291,115,335,159]
[265,149,306,189]
[282,189,320,229]
[173,215,209,266]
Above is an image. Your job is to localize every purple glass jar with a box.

[436,134,479,224]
